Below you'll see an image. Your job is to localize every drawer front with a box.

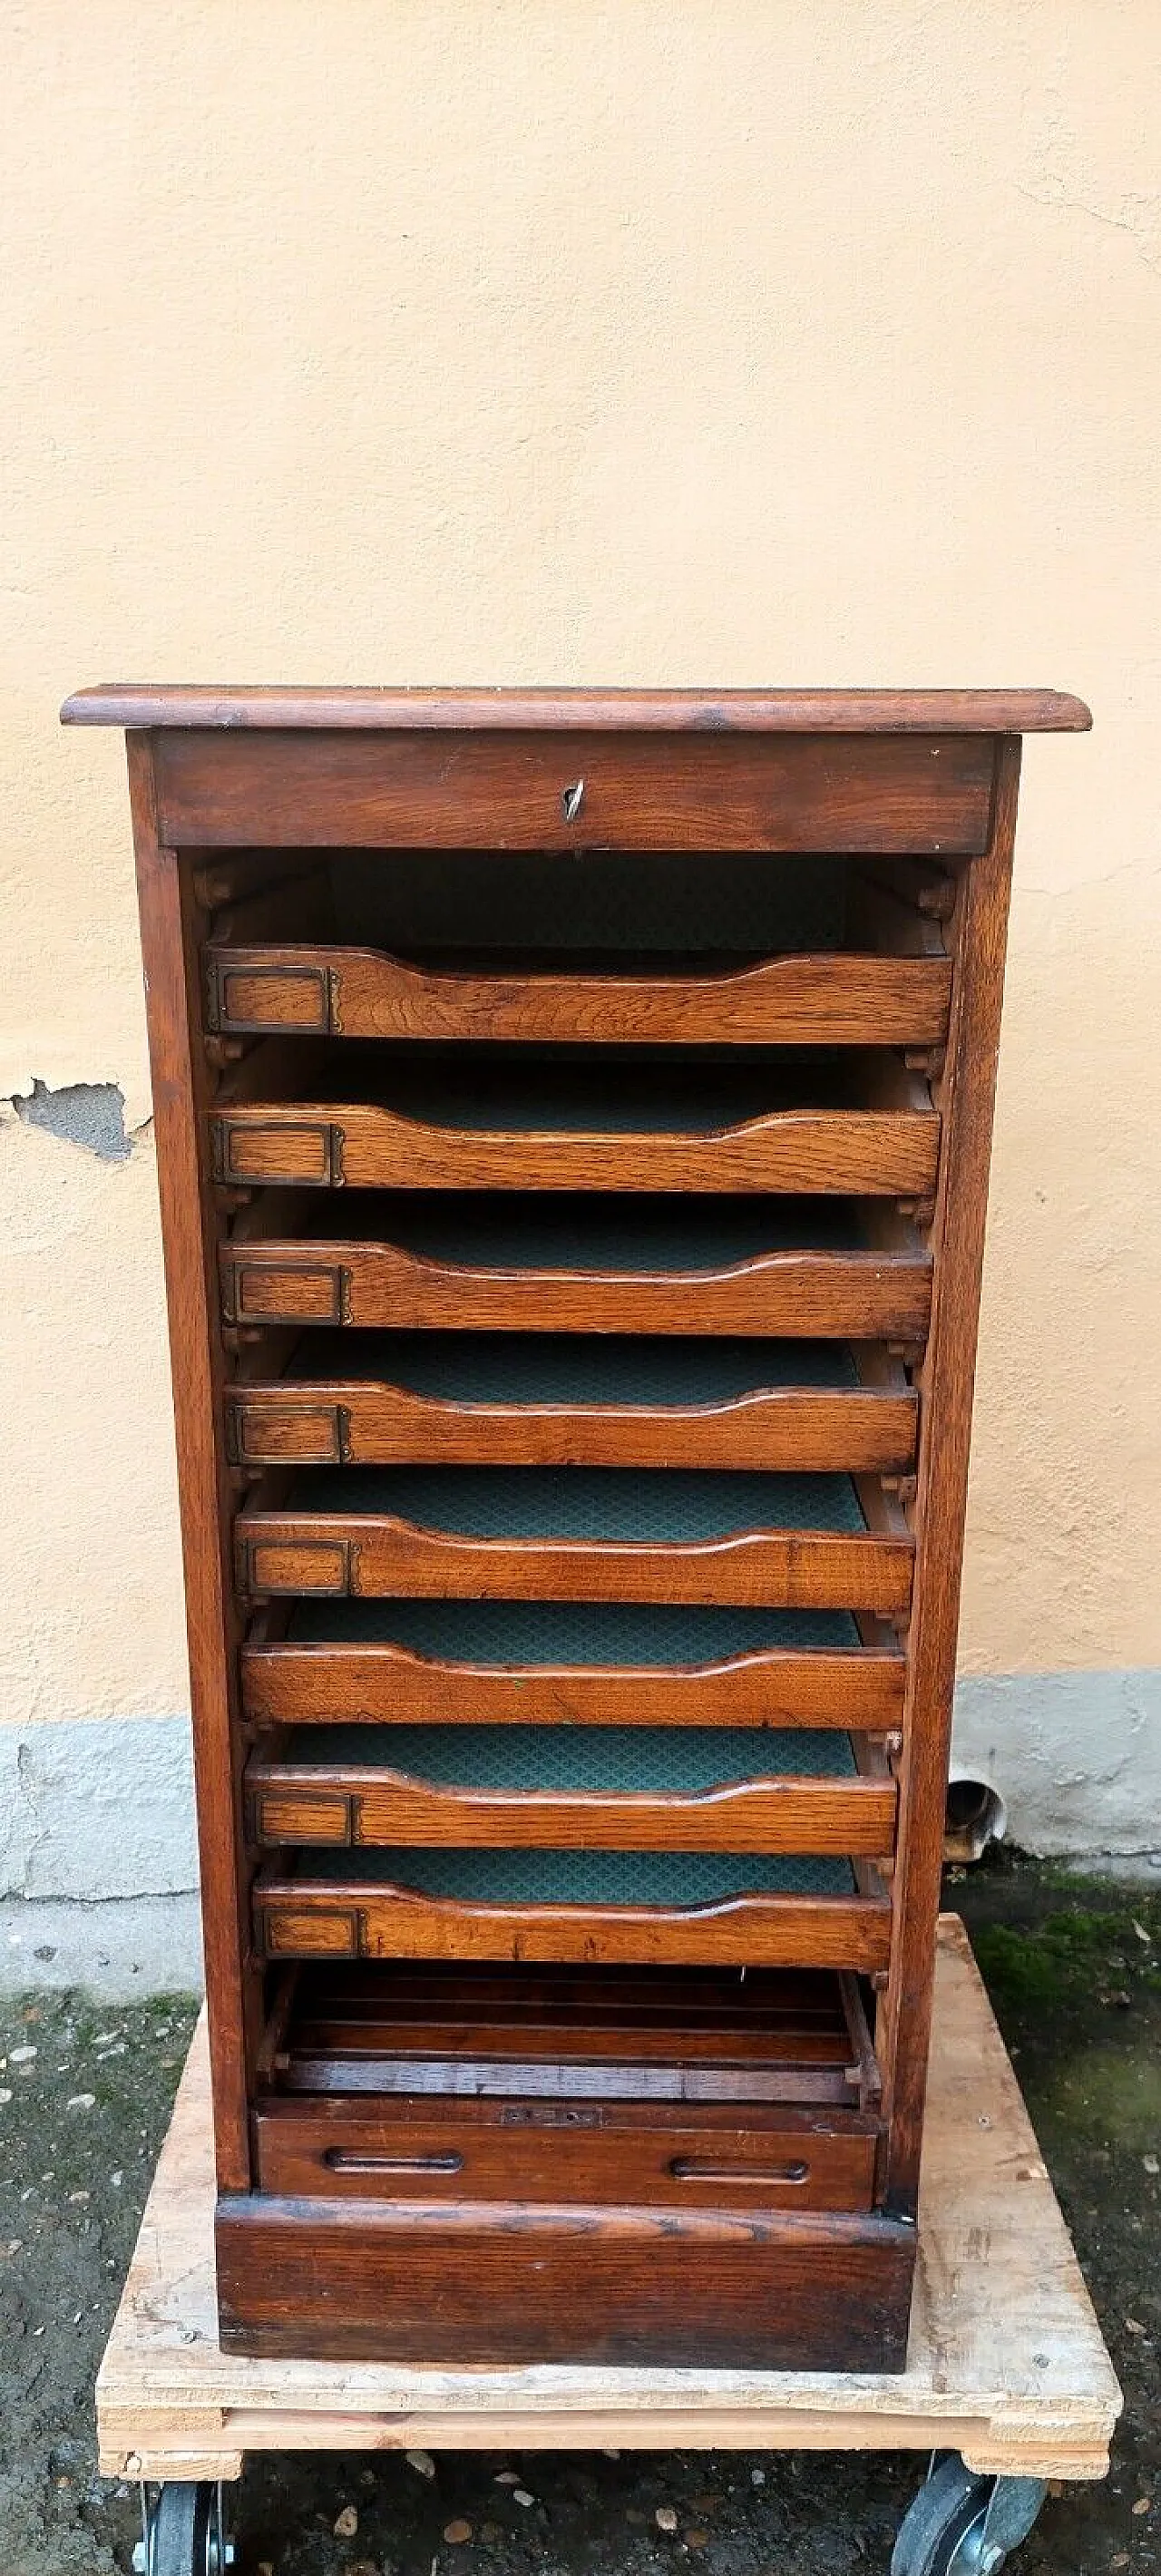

[240,1637,906,1732]
[211,1102,939,1199]
[252,1875,893,1973]
[220,1243,933,1341]
[252,2098,878,2212]
[205,942,953,1049]
[226,1378,920,1474]
[245,1748,898,1858]
[156,727,995,852]
[236,1515,914,1615]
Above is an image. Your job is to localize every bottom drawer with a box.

[217,2191,915,2368]
[253,2094,878,2211]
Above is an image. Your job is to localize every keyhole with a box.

[561,778,585,824]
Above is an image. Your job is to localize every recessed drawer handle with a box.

[322,2148,463,2176]
[668,2158,810,2186]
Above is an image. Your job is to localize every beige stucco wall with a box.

[2,1,1159,1893]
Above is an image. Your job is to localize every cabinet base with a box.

[216,2193,915,2369]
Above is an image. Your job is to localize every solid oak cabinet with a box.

[63,681,1088,2368]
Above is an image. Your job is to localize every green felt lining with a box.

[297,1193,868,1270]
[289,1331,861,1403]
[274,1722,858,1792]
[277,1052,867,1134]
[288,1845,855,1901]
[288,1596,858,1659]
[283,1465,867,1538]
[327,850,849,957]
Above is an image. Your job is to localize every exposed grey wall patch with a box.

[952,1666,1161,1859]
[0,1894,204,1998]
[12,1078,132,1160]
[0,1715,197,1901]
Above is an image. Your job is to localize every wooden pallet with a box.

[96,1918,1120,2485]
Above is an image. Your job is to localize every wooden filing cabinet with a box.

[63,682,1089,2369]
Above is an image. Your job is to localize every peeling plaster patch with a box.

[1019,73,1161,275]
[1018,169,1161,273]
[12,1078,132,1161]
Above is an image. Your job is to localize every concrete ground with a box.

[0,1858,1156,2576]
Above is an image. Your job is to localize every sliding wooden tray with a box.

[210,1052,940,1198]
[265,1956,878,2104]
[205,941,952,1049]
[220,1195,932,1339]
[226,1332,920,1474]
[252,1845,891,1972]
[241,1598,905,1731]
[235,1466,913,1614]
[245,1722,897,1856]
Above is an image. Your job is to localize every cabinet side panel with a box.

[880,738,1020,2212]
[127,733,251,2190]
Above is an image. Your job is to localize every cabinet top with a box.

[61,684,1091,734]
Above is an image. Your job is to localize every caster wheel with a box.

[132,2480,235,2576]
[892,2456,1047,2576]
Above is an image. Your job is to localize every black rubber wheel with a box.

[891,2457,997,2576]
[146,2482,218,2576]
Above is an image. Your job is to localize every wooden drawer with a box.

[210,1053,939,1199]
[252,2094,879,2212]
[204,941,952,1049]
[236,1466,913,1615]
[267,1957,880,2106]
[251,1846,892,1971]
[153,725,996,852]
[226,1333,920,1475]
[240,1598,906,1732]
[246,1722,897,1856]
[220,1197,932,1341]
